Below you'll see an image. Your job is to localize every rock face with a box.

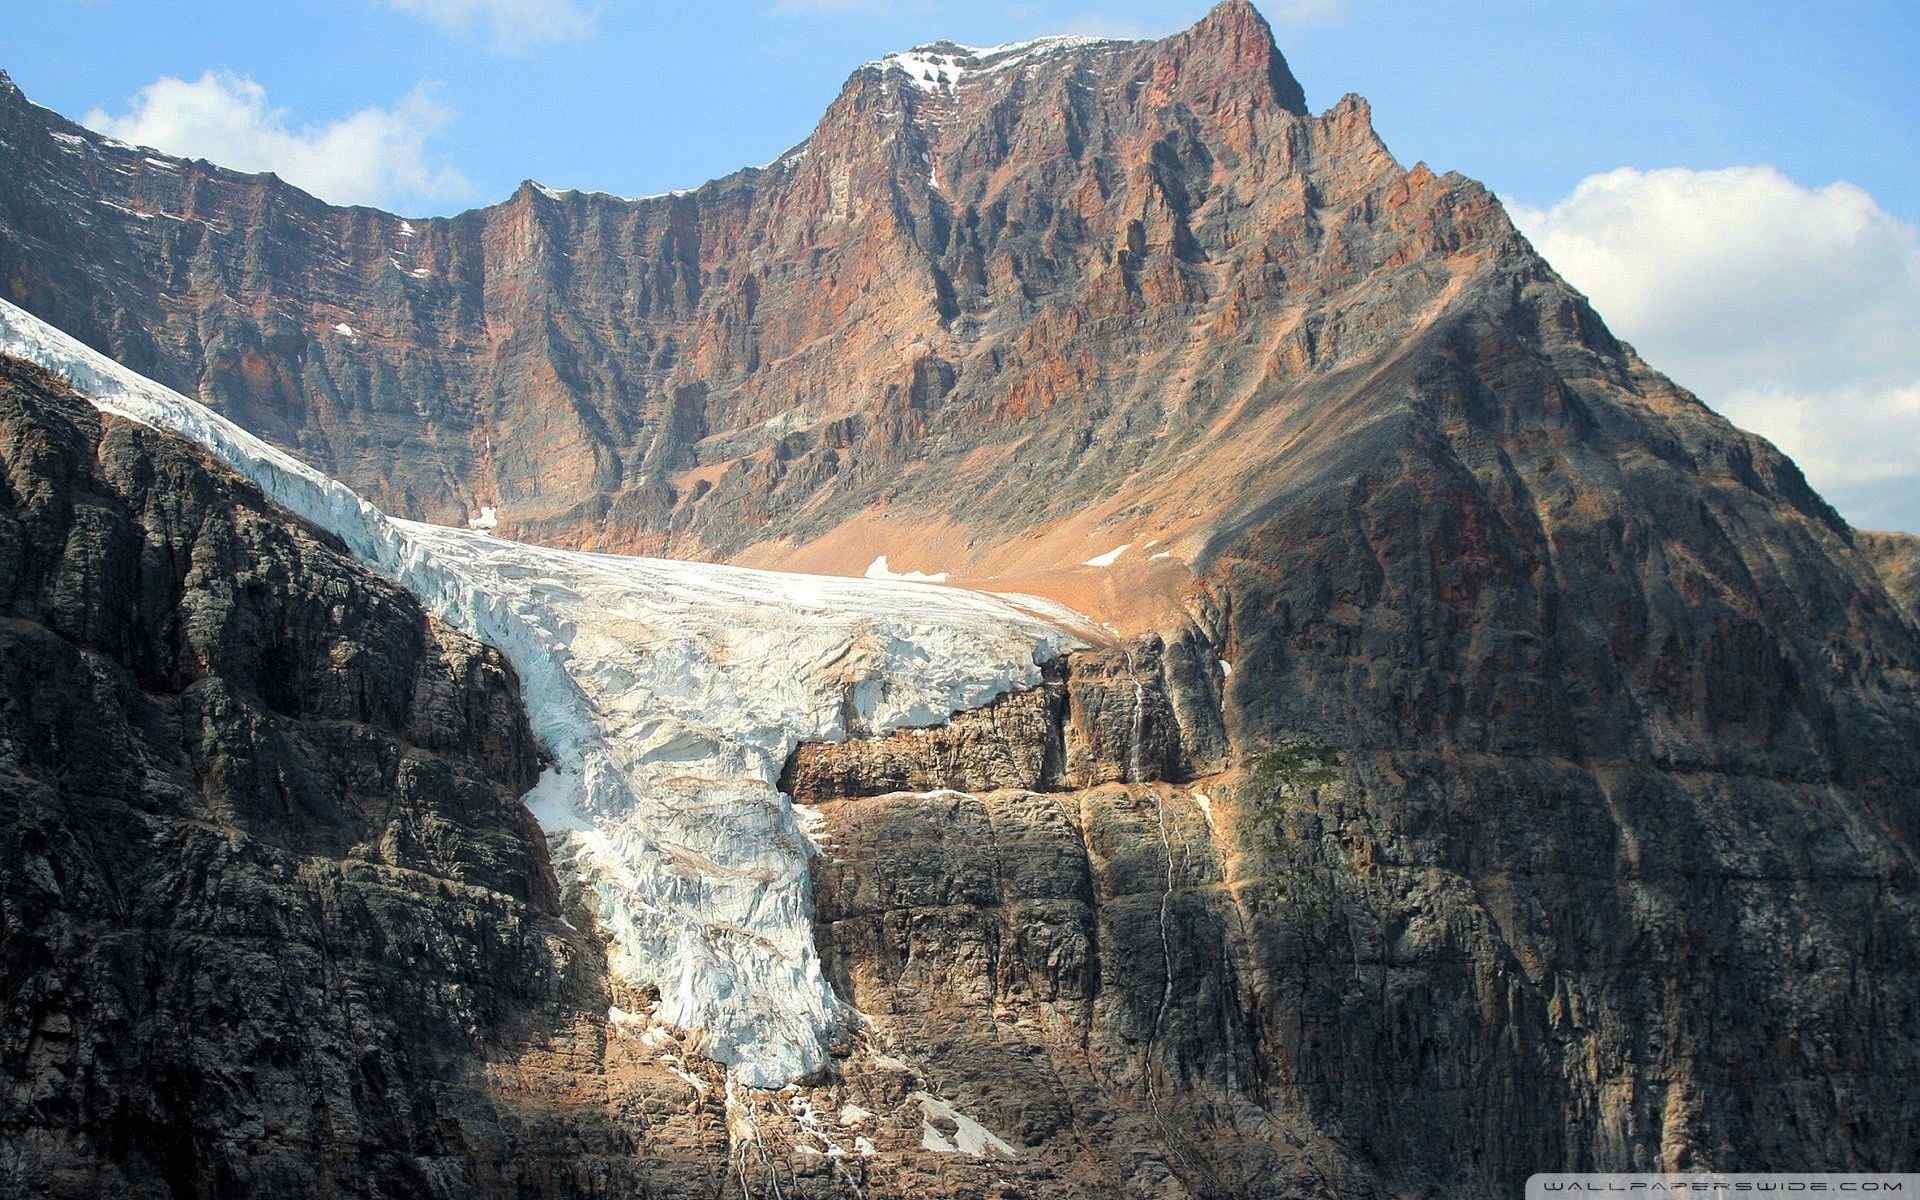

[0,355,551,1191]
[781,638,1229,802]
[4,0,1920,1195]
[0,357,696,1198]
[1862,530,1920,621]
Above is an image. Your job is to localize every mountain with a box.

[0,3,1547,609]
[3,1,1919,1196]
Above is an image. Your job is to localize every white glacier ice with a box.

[0,296,1094,1087]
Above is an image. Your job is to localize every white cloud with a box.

[83,71,469,211]
[1511,166,1920,532]
[382,0,598,49]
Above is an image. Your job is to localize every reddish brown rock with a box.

[1861,530,1920,621]
[0,3,1553,597]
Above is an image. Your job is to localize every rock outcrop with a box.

[1862,530,1920,622]
[781,637,1230,802]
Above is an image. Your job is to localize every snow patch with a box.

[914,1092,1017,1158]
[332,323,356,338]
[397,220,416,237]
[1219,659,1232,677]
[867,35,1117,96]
[1149,551,1173,561]
[0,296,1088,1089]
[48,131,85,148]
[865,554,947,584]
[468,505,499,532]
[95,199,180,222]
[534,178,692,205]
[1082,543,1130,568]
[1191,790,1214,830]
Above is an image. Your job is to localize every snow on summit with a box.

[865,34,1121,94]
[0,296,1092,1088]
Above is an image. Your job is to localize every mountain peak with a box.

[853,4,1308,115]
[1180,0,1308,113]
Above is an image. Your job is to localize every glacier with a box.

[0,297,1095,1086]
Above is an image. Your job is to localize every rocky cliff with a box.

[3,0,1920,1195]
[1863,531,1920,621]
[0,354,599,1195]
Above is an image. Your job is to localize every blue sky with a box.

[8,0,1920,530]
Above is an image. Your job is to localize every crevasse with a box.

[0,297,1093,1086]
